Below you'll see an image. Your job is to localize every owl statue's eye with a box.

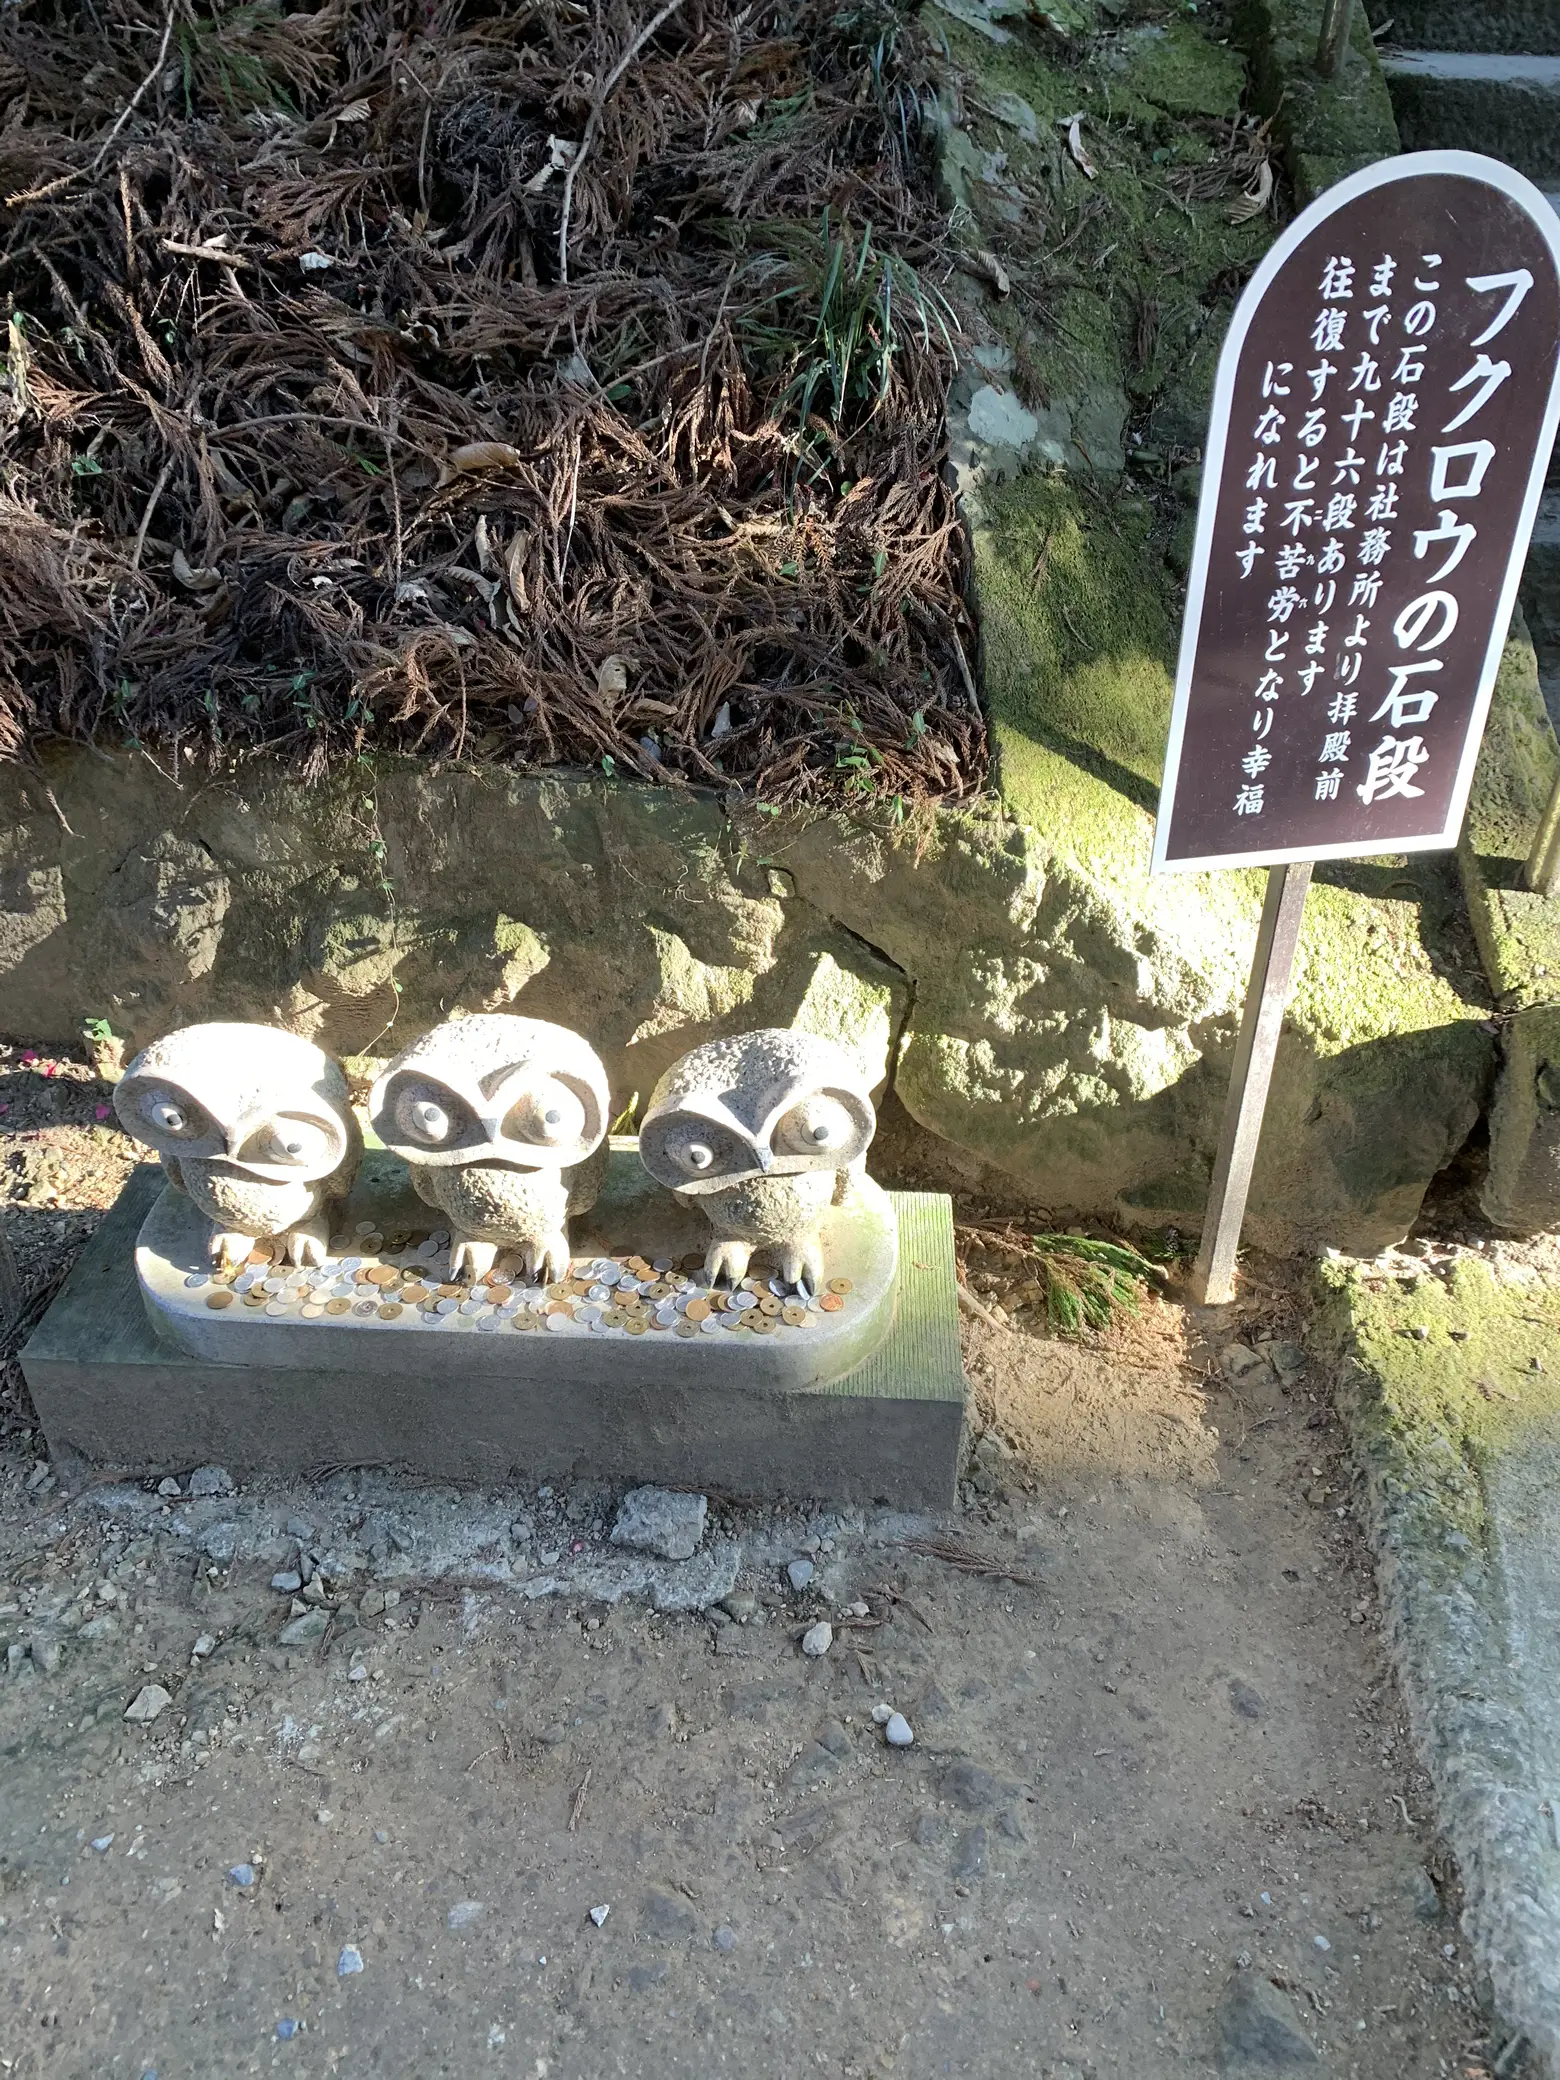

[773,1095,856,1158]
[249,1117,335,1169]
[685,1142,715,1171]
[503,1081,586,1149]
[146,1096,190,1137]
[395,1085,456,1145]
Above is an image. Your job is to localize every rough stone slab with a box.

[609,1485,707,1561]
[136,1149,898,1393]
[21,1167,966,1509]
[1383,52,1560,182]
[1317,1256,1560,2076]
[1382,0,1560,53]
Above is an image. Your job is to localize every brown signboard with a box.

[1153,153,1560,874]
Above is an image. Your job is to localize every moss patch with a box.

[1315,1253,1560,1563]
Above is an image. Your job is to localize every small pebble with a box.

[447,1900,484,1929]
[801,1621,833,1658]
[713,1925,737,1953]
[227,1863,256,1888]
[275,2019,300,2040]
[271,1571,303,1593]
[156,1477,182,1498]
[872,1703,895,1725]
[91,1834,114,1853]
[884,1713,914,1748]
[191,1634,216,1659]
[589,1904,611,1928]
[337,1944,364,1976]
[124,1682,172,1723]
[787,1559,815,1592]
[1314,1934,1331,1951]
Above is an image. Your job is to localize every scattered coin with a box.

[685,1298,711,1322]
[675,1320,699,1338]
[300,1302,325,1319]
[355,1220,376,1237]
[438,1284,464,1300]
[377,1303,403,1320]
[366,1266,398,1287]
[625,1317,648,1336]
[827,1278,854,1296]
[750,1316,777,1335]
[206,1292,234,1310]
[265,1300,291,1317]
[401,1284,430,1306]
[758,1295,782,1316]
[782,1305,813,1327]
[512,1311,538,1332]
[353,1301,378,1317]
[486,1285,512,1306]
[699,1315,724,1336]
[360,1232,385,1252]
[242,1293,267,1309]
[246,1248,272,1267]
[724,1313,746,1331]
[325,1298,352,1316]
[184,1272,208,1290]
[545,1311,572,1334]
[820,1294,844,1313]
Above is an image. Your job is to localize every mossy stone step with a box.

[1381,52,1560,183]
[1381,0,1560,55]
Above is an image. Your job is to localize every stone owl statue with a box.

[639,1029,876,1290]
[369,1014,610,1284]
[115,1022,362,1268]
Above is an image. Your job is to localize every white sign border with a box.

[1151,149,1560,877]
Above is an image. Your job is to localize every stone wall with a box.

[0,745,1494,1255]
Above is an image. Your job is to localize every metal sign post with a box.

[1153,151,1560,1306]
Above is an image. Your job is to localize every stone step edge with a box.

[1380,50,1560,86]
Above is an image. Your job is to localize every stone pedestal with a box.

[21,1158,967,1508]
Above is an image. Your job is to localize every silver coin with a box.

[259,1277,283,1295]
[341,1256,363,1274]
[769,1278,789,1297]
[352,1300,377,1317]
[420,1309,443,1325]
[795,1286,815,1308]
[360,1232,384,1252]
[652,1258,673,1273]
[431,1230,451,1248]
[655,1305,679,1327]
[435,1297,460,1315]
[184,1271,208,1289]
[545,1311,572,1334]
[330,1283,355,1300]
[733,1290,758,1311]
[459,1299,485,1317]
[475,1316,504,1333]
[585,1284,609,1304]
[595,1264,622,1288]
[448,1311,473,1330]
[699,1315,724,1335]
[574,1303,602,1327]
[233,1274,256,1294]
[265,1300,291,1317]
[355,1220,376,1236]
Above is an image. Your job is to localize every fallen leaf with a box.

[1061,113,1096,180]
[171,547,223,592]
[448,442,526,473]
[334,99,371,123]
[972,248,1011,296]
[596,655,630,700]
[1227,159,1274,225]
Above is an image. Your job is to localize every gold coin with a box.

[245,1248,272,1267]
[401,1283,430,1306]
[377,1302,403,1320]
[624,1317,648,1336]
[206,1291,234,1310]
[512,1310,538,1332]
[685,1298,711,1322]
[782,1304,810,1327]
[544,1283,569,1301]
[675,1320,699,1338]
[366,1265,398,1286]
[325,1297,353,1316]
[750,1315,777,1335]
[827,1278,853,1296]
[439,1284,465,1299]
[545,1300,574,1320]
[242,1292,267,1308]
[620,1292,644,1314]
[602,1308,625,1329]
[759,1295,782,1317]
[487,1285,512,1306]
[647,1282,672,1300]
[648,1316,671,1330]
[820,1293,844,1313]
[383,1234,409,1252]
[741,1278,762,1294]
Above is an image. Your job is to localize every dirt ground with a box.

[0,1043,1496,2078]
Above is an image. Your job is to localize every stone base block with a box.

[21,1167,967,1509]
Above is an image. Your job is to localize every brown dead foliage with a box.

[0,0,984,805]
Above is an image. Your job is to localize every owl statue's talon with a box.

[778,1239,826,1292]
[449,1235,499,1284]
[526,1231,572,1287]
[705,1239,753,1287]
[209,1228,258,1270]
[283,1215,331,1268]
